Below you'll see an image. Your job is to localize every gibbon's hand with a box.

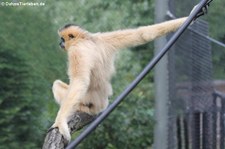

[191,0,212,19]
[167,0,212,22]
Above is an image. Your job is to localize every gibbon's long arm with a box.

[98,17,187,50]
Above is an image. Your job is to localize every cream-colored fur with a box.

[52,17,188,141]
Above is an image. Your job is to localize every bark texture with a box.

[42,112,96,149]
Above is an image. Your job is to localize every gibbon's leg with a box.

[52,80,68,105]
[98,17,187,50]
[52,79,90,141]
[52,50,92,141]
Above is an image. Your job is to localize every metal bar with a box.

[189,28,225,48]
[177,117,182,149]
[194,113,201,149]
[167,8,225,48]
[202,112,216,149]
[213,91,225,149]
[66,1,212,148]
[184,116,189,149]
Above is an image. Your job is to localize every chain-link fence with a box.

[164,0,225,148]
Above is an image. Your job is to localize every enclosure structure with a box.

[154,0,225,149]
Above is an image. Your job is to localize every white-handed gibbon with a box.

[52,16,189,141]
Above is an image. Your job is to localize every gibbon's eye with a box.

[68,34,75,39]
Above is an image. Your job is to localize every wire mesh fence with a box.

[165,0,225,148]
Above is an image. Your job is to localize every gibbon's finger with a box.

[195,8,206,18]
[200,5,208,16]
[199,0,213,16]
[52,121,71,142]
[204,5,209,13]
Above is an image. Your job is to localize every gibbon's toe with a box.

[52,121,71,142]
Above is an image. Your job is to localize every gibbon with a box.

[52,17,189,141]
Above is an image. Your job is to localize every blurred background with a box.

[0,0,224,149]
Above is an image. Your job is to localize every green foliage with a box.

[0,6,65,148]
[207,0,225,42]
[207,0,225,79]
[0,50,34,148]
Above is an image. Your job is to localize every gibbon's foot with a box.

[51,103,95,142]
[52,120,71,142]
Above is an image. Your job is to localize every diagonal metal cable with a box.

[66,0,214,148]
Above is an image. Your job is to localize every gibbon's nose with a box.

[59,41,65,49]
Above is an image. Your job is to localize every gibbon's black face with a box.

[59,34,75,49]
[59,37,65,49]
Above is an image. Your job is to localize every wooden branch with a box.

[42,112,96,149]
